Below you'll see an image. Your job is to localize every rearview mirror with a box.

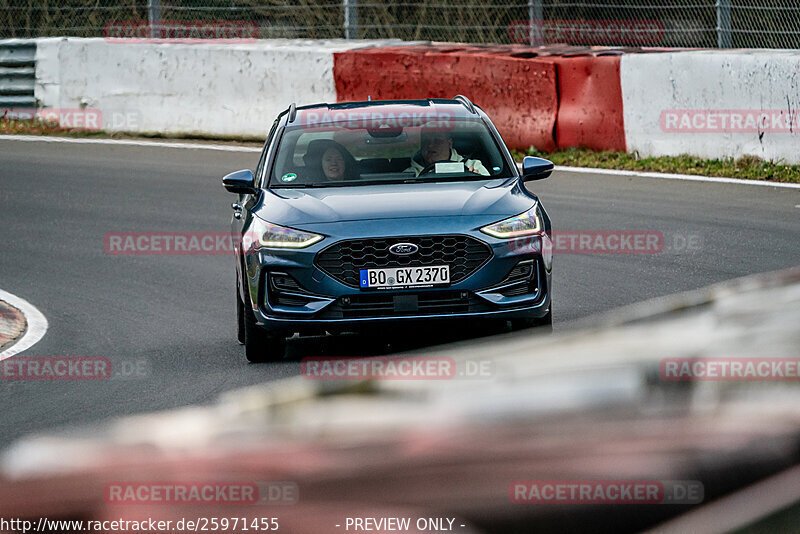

[521,156,554,181]
[222,169,257,194]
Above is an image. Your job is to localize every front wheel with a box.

[243,304,286,363]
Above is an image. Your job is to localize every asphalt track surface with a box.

[1,138,799,449]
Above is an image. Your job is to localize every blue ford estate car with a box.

[224,97,554,362]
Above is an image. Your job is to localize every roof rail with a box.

[287,102,297,123]
[453,94,476,114]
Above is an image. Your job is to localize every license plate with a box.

[359,265,450,289]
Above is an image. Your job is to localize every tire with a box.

[243,299,286,363]
[511,308,553,333]
[236,281,245,345]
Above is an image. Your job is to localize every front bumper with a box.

[240,221,552,334]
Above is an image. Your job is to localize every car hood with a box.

[260,179,536,226]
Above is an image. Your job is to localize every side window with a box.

[257,119,281,187]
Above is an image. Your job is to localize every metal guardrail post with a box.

[528,0,543,46]
[344,0,358,40]
[716,0,732,48]
[148,0,162,40]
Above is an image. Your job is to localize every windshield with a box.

[269,117,513,188]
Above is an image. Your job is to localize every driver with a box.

[406,131,489,177]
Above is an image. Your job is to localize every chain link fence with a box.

[1,1,799,48]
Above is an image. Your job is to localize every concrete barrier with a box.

[17,38,800,164]
[552,54,626,152]
[334,45,559,151]
[621,49,800,164]
[33,38,402,137]
[333,45,634,152]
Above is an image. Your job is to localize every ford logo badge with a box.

[389,243,419,256]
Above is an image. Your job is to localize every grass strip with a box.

[512,147,800,184]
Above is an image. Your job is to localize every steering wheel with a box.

[417,158,481,176]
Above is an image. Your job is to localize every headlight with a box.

[480,204,542,239]
[248,216,323,249]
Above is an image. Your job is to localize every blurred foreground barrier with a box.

[1,267,799,533]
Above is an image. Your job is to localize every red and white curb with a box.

[0,300,25,352]
[0,289,48,360]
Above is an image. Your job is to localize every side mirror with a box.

[521,156,554,181]
[222,169,257,194]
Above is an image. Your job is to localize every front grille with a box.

[314,235,492,288]
[318,290,493,319]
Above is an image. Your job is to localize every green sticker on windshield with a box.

[281,172,297,182]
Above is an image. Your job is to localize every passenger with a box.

[406,131,489,176]
[303,139,359,182]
